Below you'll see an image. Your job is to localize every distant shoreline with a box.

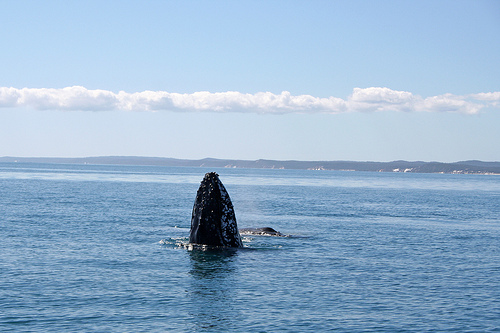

[1,156,499,175]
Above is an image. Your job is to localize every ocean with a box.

[1,162,499,332]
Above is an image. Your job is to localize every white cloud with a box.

[347,87,417,112]
[0,86,498,114]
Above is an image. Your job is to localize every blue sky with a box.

[1,0,499,162]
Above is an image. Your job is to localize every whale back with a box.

[189,172,243,247]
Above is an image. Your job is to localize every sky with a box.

[0,0,499,162]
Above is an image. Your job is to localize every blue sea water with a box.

[0,162,499,332]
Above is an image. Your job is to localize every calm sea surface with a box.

[1,163,499,332]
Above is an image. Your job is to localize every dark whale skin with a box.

[239,227,285,237]
[189,172,243,248]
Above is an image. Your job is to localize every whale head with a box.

[189,172,243,248]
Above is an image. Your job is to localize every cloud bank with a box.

[1,86,498,114]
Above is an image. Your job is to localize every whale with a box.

[239,227,286,237]
[189,172,243,248]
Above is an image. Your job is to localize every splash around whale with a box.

[188,172,284,248]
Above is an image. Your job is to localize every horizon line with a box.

[1,155,498,164]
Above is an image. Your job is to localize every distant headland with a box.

[1,156,499,175]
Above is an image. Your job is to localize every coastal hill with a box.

[1,156,499,174]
